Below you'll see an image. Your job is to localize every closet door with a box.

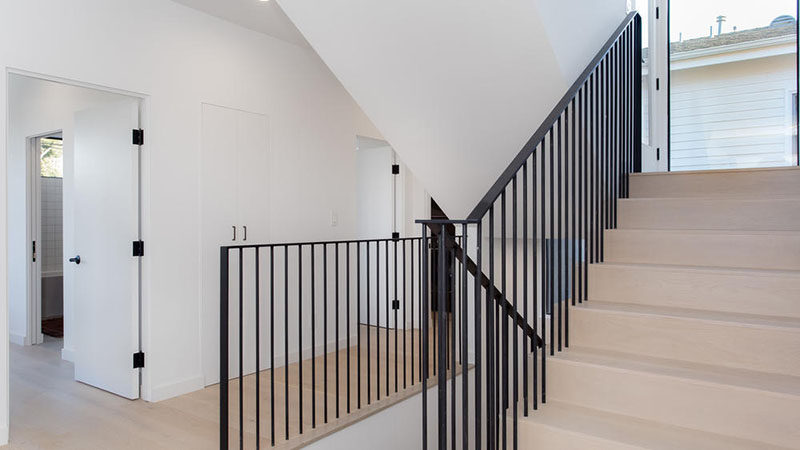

[233,110,270,379]
[200,104,239,385]
[201,105,270,385]
[236,111,270,245]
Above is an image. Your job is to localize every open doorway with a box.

[27,133,66,347]
[8,72,146,423]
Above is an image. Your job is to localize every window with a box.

[668,1,798,171]
[40,137,63,178]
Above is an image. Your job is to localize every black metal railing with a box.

[220,236,439,448]
[418,11,642,449]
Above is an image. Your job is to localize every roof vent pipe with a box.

[716,15,726,36]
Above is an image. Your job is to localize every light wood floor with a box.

[8,324,455,449]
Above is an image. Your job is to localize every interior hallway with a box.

[8,324,452,449]
[9,337,217,449]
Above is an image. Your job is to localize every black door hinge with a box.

[656,78,660,90]
[392,299,400,310]
[132,129,144,146]
[132,240,144,257]
[391,164,400,175]
[133,351,145,368]
[656,7,659,19]
[656,148,661,160]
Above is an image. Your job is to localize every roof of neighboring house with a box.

[670,23,796,53]
[643,23,796,60]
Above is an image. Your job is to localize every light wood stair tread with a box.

[610,228,800,237]
[579,301,800,329]
[518,400,791,450]
[595,261,800,277]
[553,346,800,397]
[630,166,800,177]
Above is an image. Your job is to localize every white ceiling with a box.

[170,0,309,47]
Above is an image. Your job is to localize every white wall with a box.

[7,74,130,351]
[278,0,627,218]
[306,371,474,450]
[1,0,383,443]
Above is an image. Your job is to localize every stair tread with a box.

[553,346,800,397]
[520,401,790,450]
[595,261,800,277]
[622,197,800,203]
[579,301,800,329]
[630,166,800,177]
[609,228,800,237]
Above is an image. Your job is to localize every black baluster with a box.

[522,160,529,418]
[346,243,351,414]
[270,247,275,446]
[335,243,340,419]
[474,222,482,447]
[357,242,362,410]
[438,225,448,450]
[298,245,303,435]
[557,115,563,353]
[219,247,229,450]
[255,249,260,449]
[487,206,496,447]
[238,249,243,449]
[311,245,316,428]
[323,244,328,423]
[422,229,429,450]
[284,246,289,441]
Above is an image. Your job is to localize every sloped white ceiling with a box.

[170,0,309,47]
[278,0,628,218]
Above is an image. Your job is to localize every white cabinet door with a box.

[72,99,140,399]
[201,104,240,385]
[201,104,270,385]
[237,110,270,244]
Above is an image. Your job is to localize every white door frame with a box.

[8,67,151,399]
[26,131,62,346]
[633,0,669,172]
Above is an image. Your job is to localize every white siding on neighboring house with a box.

[669,38,797,171]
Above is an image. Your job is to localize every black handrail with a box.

[420,11,642,449]
[422,219,543,350]
[468,11,642,222]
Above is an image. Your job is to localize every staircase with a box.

[520,166,800,449]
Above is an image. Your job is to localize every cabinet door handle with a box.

[243,226,247,241]
[232,226,236,241]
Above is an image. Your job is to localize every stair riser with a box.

[604,230,800,270]
[570,307,800,376]
[518,422,643,450]
[588,265,800,318]
[630,169,800,199]
[547,359,800,448]
[618,198,800,231]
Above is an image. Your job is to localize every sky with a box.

[669,0,797,41]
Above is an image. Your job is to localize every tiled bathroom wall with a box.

[40,176,63,275]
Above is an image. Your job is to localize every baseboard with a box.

[61,346,76,362]
[150,374,205,403]
[9,332,26,346]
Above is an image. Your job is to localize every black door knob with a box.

[69,255,81,265]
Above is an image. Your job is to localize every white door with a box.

[201,104,240,386]
[200,104,269,385]
[72,99,141,399]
